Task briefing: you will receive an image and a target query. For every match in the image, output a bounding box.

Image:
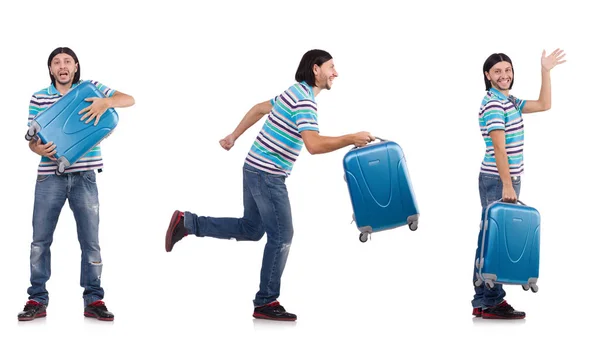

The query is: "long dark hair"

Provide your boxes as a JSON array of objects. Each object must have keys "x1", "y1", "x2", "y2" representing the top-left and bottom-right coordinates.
[
  {"x1": 295, "y1": 49, "x2": 333, "y2": 86},
  {"x1": 483, "y1": 53, "x2": 513, "y2": 91},
  {"x1": 47, "y1": 47, "x2": 80, "y2": 86}
]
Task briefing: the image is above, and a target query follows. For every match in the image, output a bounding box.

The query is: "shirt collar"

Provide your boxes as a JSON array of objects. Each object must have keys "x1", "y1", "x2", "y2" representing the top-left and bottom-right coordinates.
[
  {"x1": 489, "y1": 87, "x2": 509, "y2": 100},
  {"x1": 300, "y1": 81, "x2": 314, "y2": 98},
  {"x1": 47, "y1": 80, "x2": 82, "y2": 96}
]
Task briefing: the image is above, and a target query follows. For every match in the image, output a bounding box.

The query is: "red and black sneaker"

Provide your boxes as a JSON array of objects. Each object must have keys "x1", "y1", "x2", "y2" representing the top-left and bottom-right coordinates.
[
  {"x1": 482, "y1": 301, "x2": 525, "y2": 319},
  {"x1": 17, "y1": 300, "x2": 47, "y2": 321},
  {"x1": 84, "y1": 300, "x2": 114, "y2": 321},
  {"x1": 165, "y1": 210, "x2": 188, "y2": 252},
  {"x1": 472, "y1": 307, "x2": 482, "y2": 317},
  {"x1": 253, "y1": 301, "x2": 297, "y2": 321}
]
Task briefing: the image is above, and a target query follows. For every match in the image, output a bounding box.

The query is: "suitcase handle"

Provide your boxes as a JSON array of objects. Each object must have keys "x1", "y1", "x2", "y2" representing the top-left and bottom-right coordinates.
[
  {"x1": 351, "y1": 136, "x2": 386, "y2": 150},
  {"x1": 495, "y1": 199, "x2": 527, "y2": 206}
]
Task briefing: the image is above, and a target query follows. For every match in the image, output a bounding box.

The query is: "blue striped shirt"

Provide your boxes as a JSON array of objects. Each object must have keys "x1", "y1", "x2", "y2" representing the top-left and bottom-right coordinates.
[
  {"x1": 245, "y1": 81, "x2": 319, "y2": 176},
  {"x1": 479, "y1": 88, "x2": 527, "y2": 176}
]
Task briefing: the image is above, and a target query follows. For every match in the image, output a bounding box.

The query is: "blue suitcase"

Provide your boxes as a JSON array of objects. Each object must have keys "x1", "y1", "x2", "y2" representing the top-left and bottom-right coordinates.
[
  {"x1": 343, "y1": 138, "x2": 419, "y2": 243},
  {"x1": 25, "y1": 80, "x2": 119, "y2": 175},
  {"x1": 474, "y1": 200, "x2": 541, "y2": 292}
]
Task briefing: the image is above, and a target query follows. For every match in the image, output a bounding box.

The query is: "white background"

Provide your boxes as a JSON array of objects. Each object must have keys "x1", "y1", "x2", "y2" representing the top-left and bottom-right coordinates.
[{"x1": 0, "y1": 0, "x2": 597, "y2": 357}]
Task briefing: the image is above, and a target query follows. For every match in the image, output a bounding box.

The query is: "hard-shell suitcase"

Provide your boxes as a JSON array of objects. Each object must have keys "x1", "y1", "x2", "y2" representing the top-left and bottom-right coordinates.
[
  {"x1": 474, "y1": 200, "x2": 541, "y2": 292},
  {"x1": 25, "y1": 80, "x2": 119, "y2": 175},
  {"x1": 343, "y1": 138, "x2": 419, "y2": 243}
]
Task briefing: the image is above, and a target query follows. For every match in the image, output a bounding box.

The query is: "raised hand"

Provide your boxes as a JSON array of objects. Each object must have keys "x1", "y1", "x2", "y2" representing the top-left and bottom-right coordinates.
[{"x1": 541, "y1": 48, "x2": 567, "y2": 71}]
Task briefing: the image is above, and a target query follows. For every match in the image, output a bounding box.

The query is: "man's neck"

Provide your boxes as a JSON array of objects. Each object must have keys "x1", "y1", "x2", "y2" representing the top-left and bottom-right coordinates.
[
  {"x1": 55, "y1": 82, "x2": 73, "y2": 95},
  {"x1": 493, "y1": 86, "x2": 509, "y2": 97},
  {"x1": 313, "y1": 86, "x2": 321, "y2": 97}
]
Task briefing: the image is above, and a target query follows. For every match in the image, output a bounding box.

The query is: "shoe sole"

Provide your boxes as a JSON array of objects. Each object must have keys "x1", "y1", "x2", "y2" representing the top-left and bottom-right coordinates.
[
  {"x1": 18, "y1": 312, "x2": 47, "y2": 321},
  {"x1": 84, "y1": 312, "x2": 114, "y2": 321},
  {"x1": 253, "y1": 313, "x2": 297, "y2": 321},
  {"x1": 481, "y1": 314, "x2": 525, "y2": 319},
  {"x1": 165, "y1": 210, "x2": 182, "y2": 252}
]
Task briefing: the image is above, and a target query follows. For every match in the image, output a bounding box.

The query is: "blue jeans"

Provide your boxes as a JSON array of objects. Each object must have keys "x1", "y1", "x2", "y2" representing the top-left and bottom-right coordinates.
[
  {"x1": 471, "y1": 172, "x2": 521, "y2": 309},
  {"x1": 184, "y1": 164, "x2": 294, "y2": 307},
  {"x1": 27, "y1": 170, "x2": 104, "y2": 307}
]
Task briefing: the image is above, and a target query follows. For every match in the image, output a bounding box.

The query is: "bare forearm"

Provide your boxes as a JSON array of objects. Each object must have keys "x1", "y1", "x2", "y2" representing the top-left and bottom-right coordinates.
[
  {"x1": 232, "y1": 105, "x2": 265, "y2": 140},
  {"x1": 493, "y1": 146, "x2": 513, "y2": 186},
  {"x1": 107, "y1": 92, "x2": 135, "y2": 108},
  {"x1": 537, "y1": 68, "x2": 551, "y2": 110},
  {"x1": 308, "y1": 134, "x2": 355, "y2": 154}
]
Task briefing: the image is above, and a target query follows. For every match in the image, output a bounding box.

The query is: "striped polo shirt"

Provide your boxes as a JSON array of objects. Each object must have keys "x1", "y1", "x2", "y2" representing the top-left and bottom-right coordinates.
[
  {"x1": 479, "y1": 87, "x2": 527, "y2": 176},
  {"x1": 244, "y1": 81, "x2": 319, "y2": 176},
  {"x1": 28, "y1": 80, "x2": 115, "y2": 175}
]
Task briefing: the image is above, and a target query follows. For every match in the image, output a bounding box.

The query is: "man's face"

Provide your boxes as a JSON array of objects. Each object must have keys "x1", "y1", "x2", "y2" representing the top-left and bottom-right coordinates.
[
  {"x1": 486, "y1": 61, "x2": 512, "y2": 91},
  {"x1": 49, "y1": 53, "x2": 78, "y2": 86},
  {"x1": 314, "y1": 59, "x2": 338, "y2": 90}
]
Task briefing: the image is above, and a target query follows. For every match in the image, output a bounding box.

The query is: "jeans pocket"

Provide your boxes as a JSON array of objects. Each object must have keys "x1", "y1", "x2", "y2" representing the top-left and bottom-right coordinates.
[
  {"x1": 82, "y1": 171, "x2": 97, "y2": 184},
  {"x1": 244, "y1": 167, "x2": 260, "y2": 175},
  {"x1": 265, "y1": 173, "x2": 286, "y2": 186},
  {"x1": 36, "y1": 174, "x2": 51, "y2": 183},
  {"x1": 480, "y1": 174, "x2": 502, "y2": 206}
]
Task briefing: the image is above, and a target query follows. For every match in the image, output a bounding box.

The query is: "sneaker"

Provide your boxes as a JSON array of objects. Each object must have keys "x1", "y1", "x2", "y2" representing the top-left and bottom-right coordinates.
[
  {"x1": 253, "y1": 301, "x2": 297, "y2": 321},
  {"x1": 84, "y1": 300, "x2": 114, "y2": 321},
  {"x1": 17, "y1": 300, "x2": 47, "y2": 321},
  {"x1": 482, "y1": 300, "x2": 525, "y2": 319},
  {"x1": 472, "y1": 307, "x2": 482, "y2": 317},
  {"x1": 166, "y1": 210, "x2": 188, "y2": 252}
]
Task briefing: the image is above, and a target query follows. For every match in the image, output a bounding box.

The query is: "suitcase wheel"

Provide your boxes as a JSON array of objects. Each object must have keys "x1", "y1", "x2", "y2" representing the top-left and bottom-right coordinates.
[
  {"x1": 522, "y1": 283, "x2": 538, "y2": 293},
  {"x1": 25, "y1": 127, "x2": 37, "y2": 141},
  {"x1": 409, "y1": 221, "x2": 418, "y2": 231},
  {"x1": 55, "y1": 163, "x2": 66, "y2": 176},
  {"x1": 359, "y1": 233, "x2": 369, "y2": 243}
]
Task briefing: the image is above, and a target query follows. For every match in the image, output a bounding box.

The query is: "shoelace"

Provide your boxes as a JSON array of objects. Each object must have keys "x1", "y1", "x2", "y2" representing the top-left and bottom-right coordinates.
[
  {"x1": 90, "y1": 301, "x2": 108, "y2": 311},
  {"x1": 23, "y1": 303, "x2": 38, "y2": 311},
  {"x1": 495, "y1": 302, "x2": 514, "y2": 312},
  {"x1": 270, "y1": 304, "x2": 286, "y2": 313},
  {"x1": 23, "y1": 300, "x2": 40, "y2": 310}
]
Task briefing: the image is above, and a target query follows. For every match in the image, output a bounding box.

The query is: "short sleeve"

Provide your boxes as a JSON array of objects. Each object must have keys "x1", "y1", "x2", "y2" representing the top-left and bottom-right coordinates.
[
  {"x1": 293, "y1": 99, "x2": 319, "y2": 133},
  {"x1": 481, "y1": 100, "x2": 505, "y2": 134},
  {"x1": 28, "y1": 94, "x2": 40, "y2": 125},
  {"x1": 90, "y1": 80, "x2": 116, "y2": 98},
  {"x1": 514, "y1": 97, "x2": 526, "y2": 112}
]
